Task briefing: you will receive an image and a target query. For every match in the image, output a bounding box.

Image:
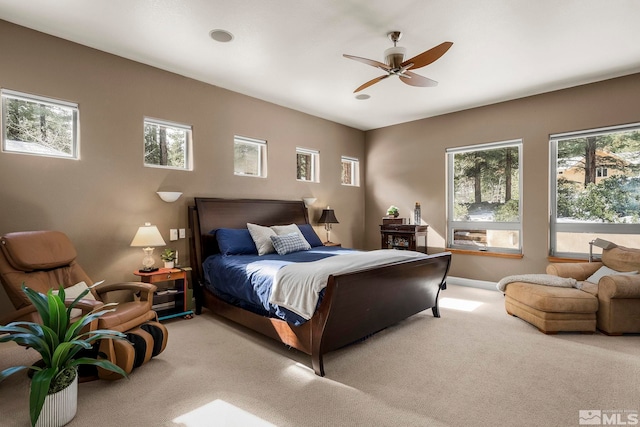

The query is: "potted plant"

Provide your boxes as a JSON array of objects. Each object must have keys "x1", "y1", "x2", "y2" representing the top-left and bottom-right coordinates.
[
  {"x1": 161, "y1": 248, "x2": 176, "y2": 269},
  {"x1": 0, "y1": 284, "x2": 129, "y2": 427},
  {"x1": 386, "y1": 205, "x2": 399, "y2": 218}
]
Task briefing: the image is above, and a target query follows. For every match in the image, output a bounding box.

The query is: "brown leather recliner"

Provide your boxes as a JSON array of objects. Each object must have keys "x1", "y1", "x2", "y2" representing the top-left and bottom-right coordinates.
[{"x1": 0, "y1": 230, "x2": 168, "y2": 379}]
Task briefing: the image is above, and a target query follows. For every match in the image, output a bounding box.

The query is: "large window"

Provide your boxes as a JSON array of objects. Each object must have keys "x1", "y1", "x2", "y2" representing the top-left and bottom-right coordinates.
[
  {"x1": 234, "y1": 135, "x2": 267, "y2": 177},
  {"x1": 1, "y1": 89, "x2": 79, "y2": 159},
  {"x1": 447, "y1": 140, "x2": 522, "y2": 253},
  {"x1": 341, "y1": 156, "x2": 360, "y2": 186},
  {"x1": 550, "y1": 123, "x2": 640, "y2": 257},
  {"x1": 144, "y1": 118, "x2": 192, "y2": 170},
  {"x1": 296, "y1": 148, "x2": 319, "y2": 182}
]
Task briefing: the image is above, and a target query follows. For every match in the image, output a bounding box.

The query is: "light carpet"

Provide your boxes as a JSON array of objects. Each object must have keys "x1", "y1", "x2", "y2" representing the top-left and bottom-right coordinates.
[{"x1": 0, "y1": 284, "x2": 638, "y2": 426}]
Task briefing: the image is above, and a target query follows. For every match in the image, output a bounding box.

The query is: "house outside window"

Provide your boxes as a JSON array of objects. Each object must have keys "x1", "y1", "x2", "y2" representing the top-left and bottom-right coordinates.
[
  {"x1": 234, "y1": 135, "x2": 267, "y2": 178},
  {"x1": 144, "y1": 118, "x2": 192, "y2": 170},
  {"x1": 1, "y1": 89, "x2": 79, "y2": 159},
  {"x1": 447, "y1": 140, "x2": 522, "y2": 254},
  {"x1": 296, "y1": 148, "x2": 319, "y2": 182},
  {"x1": 550, "y1": 123, "x2": 640, "y2": 257},
  {"x1": 341, "y1": 156, "x2": 360, "y2": 186}
]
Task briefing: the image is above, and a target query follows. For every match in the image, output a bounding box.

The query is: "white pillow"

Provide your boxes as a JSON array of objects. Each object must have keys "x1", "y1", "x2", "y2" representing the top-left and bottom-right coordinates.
[
  {"x1": 585, "y1": 266, "x2": 638, "y2": 284},
  {"x1": 270, "y1": 224, "x2": 311, "y2": 250},
  {"x1": 247, "y1": 223, "x2": 277, "y2": 255},
  {"x1": 52, "y1": 281, "x2": 96, "y2": 318}
]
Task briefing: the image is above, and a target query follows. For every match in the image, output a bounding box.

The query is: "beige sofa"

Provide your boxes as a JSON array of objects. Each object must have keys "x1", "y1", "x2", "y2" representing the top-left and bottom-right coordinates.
[{"x1": 504, "y1": 245, "x2": 640, "y2": 335}]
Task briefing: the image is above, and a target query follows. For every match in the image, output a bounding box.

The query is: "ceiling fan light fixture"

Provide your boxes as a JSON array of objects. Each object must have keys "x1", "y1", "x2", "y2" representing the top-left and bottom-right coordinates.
[
  {"x1": 355, "y1": 94, "x2": 370, "y2": 100},
  {"x1": 209, "y1": 29, "x2": 234, "y2": 43}
]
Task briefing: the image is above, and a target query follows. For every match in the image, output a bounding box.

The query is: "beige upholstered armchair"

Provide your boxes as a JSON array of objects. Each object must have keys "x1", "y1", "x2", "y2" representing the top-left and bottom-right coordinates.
[{"x1": 547, "y1": 244, "x2": 640, "y2": 335}]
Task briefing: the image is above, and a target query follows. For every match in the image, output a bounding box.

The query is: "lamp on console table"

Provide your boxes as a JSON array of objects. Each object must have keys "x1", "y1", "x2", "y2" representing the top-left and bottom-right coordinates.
[
  {"x1": 130, "y1": 222, "x2": 166, "y2": 272},
  {"x1": 318, "y1": 206, "x2": 339, "y2": 244}
]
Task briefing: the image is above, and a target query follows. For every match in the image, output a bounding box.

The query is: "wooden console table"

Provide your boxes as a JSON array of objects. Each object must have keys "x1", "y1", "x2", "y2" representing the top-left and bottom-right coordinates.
[{"x1": 380, "y1": 224, "x2": 428, "y2": 253}]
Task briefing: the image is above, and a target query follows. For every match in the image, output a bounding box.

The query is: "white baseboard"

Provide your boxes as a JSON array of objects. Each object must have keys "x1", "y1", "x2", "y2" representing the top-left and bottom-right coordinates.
[{"x1": 447, "y1": 276, "x2": 499, "y2": 291}]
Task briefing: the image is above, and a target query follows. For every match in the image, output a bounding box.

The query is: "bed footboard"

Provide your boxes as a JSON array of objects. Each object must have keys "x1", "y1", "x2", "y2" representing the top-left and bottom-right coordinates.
[{"x1": 311, "y1": 252, "x2": 451, "y2": 376}]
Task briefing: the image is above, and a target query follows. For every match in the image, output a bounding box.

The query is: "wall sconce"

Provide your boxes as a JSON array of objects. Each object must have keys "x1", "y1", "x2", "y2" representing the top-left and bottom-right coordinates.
[
  {"x1": 318, "y1": 206, "x2": 339, "y2": 244},
  {"x1": 157, "y1": 191, "x2": 182, "y2": 203},
  {"x1": 302, "y1": 197, "x2": 317, "y2": 207},
  {"x1": 130, "y1": 222, "x2": 166, "y2": 272}
]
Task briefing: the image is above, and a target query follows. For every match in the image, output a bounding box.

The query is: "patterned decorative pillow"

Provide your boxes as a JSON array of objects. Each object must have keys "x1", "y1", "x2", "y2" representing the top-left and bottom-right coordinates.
[
  {"x1": 271, "y1": 224, "x2": 311, "y2": 250},
  {"x1": 270, "y1": 232, "x2": 311, "y2": 255}
]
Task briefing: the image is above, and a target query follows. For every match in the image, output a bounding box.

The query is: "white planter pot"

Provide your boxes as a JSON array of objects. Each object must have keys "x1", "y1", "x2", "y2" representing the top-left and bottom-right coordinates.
[
  {"x1": 164, "y1": 261, "x2": 174, "y2": 269},
  {"x1": 35, "y1": 372, "x2": 78, "y2": 427}
]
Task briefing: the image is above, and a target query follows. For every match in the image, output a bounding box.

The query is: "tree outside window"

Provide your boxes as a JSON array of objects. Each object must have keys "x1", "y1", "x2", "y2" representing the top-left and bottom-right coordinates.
[
  {"x1": 551, "y1": 125, "x2": 640, "y2": 256},
  {"x1": 296, "y1": 148, "x2": 319, "y2": 182},
  {"x1": 1, "y1": 89, "x2": 78, "y2": 159},
  {"x1": 234, "y1": 136, "x2": 267, "y2": 177},
  {"x1": 144, "y1": 118, "x2": 191, "y2": 170},
  {"x1": 447, "y1": 140, "x2": 522, "y2": 253}
]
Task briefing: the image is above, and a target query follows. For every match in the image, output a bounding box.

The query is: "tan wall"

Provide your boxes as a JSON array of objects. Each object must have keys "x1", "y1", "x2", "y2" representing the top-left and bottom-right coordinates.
[
  {"x1": 364, "y1": 73, "x2": 640, "y2": 282},
  {"x1": 0, "y1": 21, "x2": 365, "y2": 316}
]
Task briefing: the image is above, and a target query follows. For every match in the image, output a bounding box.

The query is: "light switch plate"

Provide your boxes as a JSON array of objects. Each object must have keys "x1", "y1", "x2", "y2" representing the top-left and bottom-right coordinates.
[
  {"x1": 179, "y1": 228, "x2": 186, "y2": 239},
  {"x1": 169, "y1": 229, "x2": 178, "y2": 241}
]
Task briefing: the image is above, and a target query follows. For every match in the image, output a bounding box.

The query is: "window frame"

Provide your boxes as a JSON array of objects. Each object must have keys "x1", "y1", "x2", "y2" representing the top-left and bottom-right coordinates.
[
  {"x1": 549, "y1": 122, "x2": 640, "y2": 258},
  {"x1": 296, "y1": 147, "x2": 320, "y2": 182},
  {"x1": 1, "y1": 88, "x2": 79, "y2": 159},
  {"x1": 341, "y1": 156, "x2": 360, "y2": 187},
  {"x1": 143, "y1": 117, "x2": 193, "y2": 171},
  {"x1": 234, "y1": 135, "x2": 267, "y2": 178},
  {"x1": 446, "y1": 139, "x2": 523, "y2": 254}
]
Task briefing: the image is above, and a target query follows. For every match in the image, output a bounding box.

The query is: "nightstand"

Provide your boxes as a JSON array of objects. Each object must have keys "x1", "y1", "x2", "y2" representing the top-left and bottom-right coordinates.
[
  {"x1": 323, "y1": 242, "x2": 341, "y2": 247},
  {"x1": 133, "y1": 268, "x2": 193, "y2": 321}
]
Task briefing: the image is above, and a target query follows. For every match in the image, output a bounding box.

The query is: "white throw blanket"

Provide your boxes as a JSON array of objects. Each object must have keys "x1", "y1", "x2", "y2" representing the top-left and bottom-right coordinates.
[
  {"x1": 269, "y1": 249, "x2": 428, "y2": 320},
  {"x1": 496, "y1": 274, "x2": 577, "y2": 292}
]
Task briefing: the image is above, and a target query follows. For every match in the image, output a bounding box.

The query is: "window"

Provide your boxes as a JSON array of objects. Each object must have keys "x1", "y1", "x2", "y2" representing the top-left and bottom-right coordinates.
[
  {"x1": 234, "y1": 136, "x2": 267, "y2": 177},
  {"x1": 144, "y1": 118, "x2": 192, "y2": 170},
  {"x1": 1, "y1": 89, "x2": 78, "y2": 159},
  {"x1": 296, "y1": 148, "x2": 319, "y2": 182},
  {"x1": 550, "y1": 123, "x2": 640, "y2": 257},
  {"x1": 341, "y1": 156, "x2": 360, "y2": 186},
  {"x1": 447, "y1": 140, "x2": 522, "y2": 253}
]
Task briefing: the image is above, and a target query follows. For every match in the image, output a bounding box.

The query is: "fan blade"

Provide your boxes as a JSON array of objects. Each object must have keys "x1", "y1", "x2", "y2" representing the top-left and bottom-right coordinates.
[
  {"x1": 354, "y1": 74, "x2": 390, "y2": 93},
  {"x1": 401, "y1": 41, "x2": 453, "y2": 70},
  {"x1": 343, "y1": 54, "x2": 391, "y2": 72},
  {"x1": 399, "y1": 71, "x2": 438, "y2": 87}
]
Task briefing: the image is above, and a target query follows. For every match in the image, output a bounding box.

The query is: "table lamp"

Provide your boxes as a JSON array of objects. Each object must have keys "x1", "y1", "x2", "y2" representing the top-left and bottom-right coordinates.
[
  {"x1": 130, "y1": 222, "x2": 166, "y2": 272},
  {"x1": 318, "y1": 206, "x2": 339, "y2": 244}
]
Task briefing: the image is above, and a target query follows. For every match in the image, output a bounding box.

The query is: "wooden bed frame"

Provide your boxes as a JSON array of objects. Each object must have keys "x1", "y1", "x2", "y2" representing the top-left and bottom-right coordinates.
[{"x1": 188, "y1": 197, "x2": 451, "y2": 376}]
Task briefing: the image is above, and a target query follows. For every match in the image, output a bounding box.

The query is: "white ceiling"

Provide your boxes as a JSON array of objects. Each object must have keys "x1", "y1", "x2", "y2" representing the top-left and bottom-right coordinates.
[{"x1": 1, "y1": 0, "x2": 640, "y2": 131}]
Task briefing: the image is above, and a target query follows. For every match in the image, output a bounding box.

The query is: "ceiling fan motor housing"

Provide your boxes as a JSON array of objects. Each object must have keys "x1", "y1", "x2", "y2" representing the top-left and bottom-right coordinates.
[{"x1": 384, "y1": 46, "x2": 406, "y2": 68}]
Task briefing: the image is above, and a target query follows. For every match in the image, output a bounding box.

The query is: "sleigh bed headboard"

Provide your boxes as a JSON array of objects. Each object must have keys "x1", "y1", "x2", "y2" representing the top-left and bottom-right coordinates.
[{"x1": 188, "y1": 198, "x2": 310, "y2": 287}]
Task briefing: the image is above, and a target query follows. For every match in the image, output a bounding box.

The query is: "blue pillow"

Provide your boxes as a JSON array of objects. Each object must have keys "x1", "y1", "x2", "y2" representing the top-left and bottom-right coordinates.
[
  {"x1": 214, "y1": 228, "x2": 258, "y2": 255},
  {"x1": 270, "y1": 232, "x2": 311, "y2": 255},
  {"x1": 297, "y1": 224, "x2": 324, "y2": 247}
]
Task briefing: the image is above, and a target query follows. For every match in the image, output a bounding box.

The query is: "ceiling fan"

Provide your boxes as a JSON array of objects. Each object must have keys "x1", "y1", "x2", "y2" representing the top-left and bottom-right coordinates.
[{"x1": 343, "y1": 31, "x2": 453, "y2": 93}]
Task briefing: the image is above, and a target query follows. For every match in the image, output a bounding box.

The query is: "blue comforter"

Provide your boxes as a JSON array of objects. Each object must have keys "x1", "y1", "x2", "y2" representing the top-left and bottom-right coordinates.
[{"x1": 203, "y1": 246, "x2": 355, "y2": 325}]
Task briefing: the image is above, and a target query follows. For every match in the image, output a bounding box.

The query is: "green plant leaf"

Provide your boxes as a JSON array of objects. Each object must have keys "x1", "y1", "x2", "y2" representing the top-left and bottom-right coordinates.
[
  {"x1": 47, "y1": 288, "x2": 68, "y2": 339},
  {"x1": 22, "y1": 285, "x2": 50, "y2": 326},
  {"x1": 0, "y1": 365, "x2": 28, "y2": 382},
  {"x1": 30, "y1": 368, "x2": 57, "y2": 427},
  {"x1": 69, "y1": 357, "x2": 128, "y2": 379}
]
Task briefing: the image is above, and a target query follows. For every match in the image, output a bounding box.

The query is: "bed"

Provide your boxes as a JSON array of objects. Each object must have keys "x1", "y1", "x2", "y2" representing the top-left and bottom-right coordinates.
[{"x1": 188, "y1": 197, "x2": 451, "y2": 376}]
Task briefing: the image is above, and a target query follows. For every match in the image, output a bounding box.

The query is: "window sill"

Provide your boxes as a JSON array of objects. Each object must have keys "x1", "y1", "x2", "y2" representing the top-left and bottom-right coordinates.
[
  {"x1": 547, "y1": 256, "x2": 590, "y2": 263},
  {"x1": 447, "y1": 248, "x2": 523, "y2": 259}
]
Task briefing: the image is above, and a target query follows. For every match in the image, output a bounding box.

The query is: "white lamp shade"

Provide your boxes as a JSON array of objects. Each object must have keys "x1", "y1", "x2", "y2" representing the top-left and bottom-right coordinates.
[
  {"x1": 130, "y1": 223, "x2": 166, "y2": 247},
  {"x1": 157, "y1": 191, "x2": 182, "y2": 202}
]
